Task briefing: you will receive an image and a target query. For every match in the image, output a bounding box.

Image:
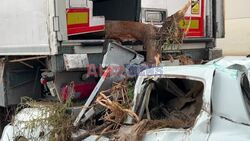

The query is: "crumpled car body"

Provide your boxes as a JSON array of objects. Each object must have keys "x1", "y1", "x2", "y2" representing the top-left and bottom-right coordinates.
[
  {"x1": 130, "y1": 56, "x2": 250, "y2": 141},
  {"x1": 1, "y1": 56, "x2": 250, "y2": 141}
]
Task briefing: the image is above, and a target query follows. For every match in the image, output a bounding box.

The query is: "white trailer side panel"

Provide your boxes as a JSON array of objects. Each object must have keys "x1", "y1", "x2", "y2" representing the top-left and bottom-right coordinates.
[
  {"x1": 0, "y1": 0, "x2": 58, "y2": 55},
  {"x1": 141, "y1": 0, "x2": 168, "y2": 9},
  {"x1": 141, "y1": 0, "x2": 190, "y2": 13}
]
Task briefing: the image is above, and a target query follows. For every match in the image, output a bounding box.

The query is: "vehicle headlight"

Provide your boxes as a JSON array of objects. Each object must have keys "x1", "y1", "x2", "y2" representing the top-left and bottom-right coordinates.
[{"x1": 145, "y1": 11, "x2": 164, "y2": 22}]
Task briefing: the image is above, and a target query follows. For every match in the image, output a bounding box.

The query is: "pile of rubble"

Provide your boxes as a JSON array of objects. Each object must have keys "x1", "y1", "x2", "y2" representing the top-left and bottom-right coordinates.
[{"x1": 76, "y1": 77, "x2": 204, "y2": 141}]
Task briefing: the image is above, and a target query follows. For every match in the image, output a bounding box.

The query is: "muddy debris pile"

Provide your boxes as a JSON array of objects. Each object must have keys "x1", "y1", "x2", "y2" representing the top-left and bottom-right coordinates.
[
  {"x1": 117, "y1": 78, "x2": 203, "y2": 141},
  {"x1": 75, "y1": 76, "x2": 204, "y2": 141},
  {"x1": 76, "y1": 80, "x2": 138, "y2": 139},
  {"x1": 14, "y1": 97, "x2": 74, "y2": 141},
  {"x1": 11, "y1": 74, "x2": 204, "y2": 141}
]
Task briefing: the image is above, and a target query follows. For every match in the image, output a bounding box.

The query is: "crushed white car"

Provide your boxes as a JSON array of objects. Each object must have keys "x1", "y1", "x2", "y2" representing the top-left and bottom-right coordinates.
[{"x1": 129, "y1": 56, "x2": 250, "y2": 141}]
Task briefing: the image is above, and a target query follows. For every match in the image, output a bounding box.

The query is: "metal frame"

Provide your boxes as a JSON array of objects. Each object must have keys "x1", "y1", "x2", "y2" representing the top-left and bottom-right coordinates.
[{"x1": 0, "y1": 61, "x2": 42, "y2": 107}]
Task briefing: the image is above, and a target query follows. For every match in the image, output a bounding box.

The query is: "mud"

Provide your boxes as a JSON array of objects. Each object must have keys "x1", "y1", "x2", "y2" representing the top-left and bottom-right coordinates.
[{"x1": 105, "y1": 1, "x2": 191, "y2": 65}]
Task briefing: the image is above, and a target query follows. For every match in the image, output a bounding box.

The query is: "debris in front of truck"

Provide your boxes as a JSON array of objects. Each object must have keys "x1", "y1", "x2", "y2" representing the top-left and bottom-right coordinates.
[
  {"x1": 74, "y1": 64, "x2": 204, "y2": 140},
  {"x1": 74, "y1": 42, "x2": 145, "y2": 127},
  {"x1": 56, "y1": 79, "x2": 137, "y2": 140},
  {"x1": 177, "y1": 55, "x2": 195, "y2": 65},
  {"x1": 95, "y1": 81, "x2": 139, "y2": 123},
  {"x1": 74, "y1": 67, "x2": 127, "y2": 127},
  {"x1": 113, "y1": 77, "x2": 204, "y2": 141},
  {"x1": 102, "y1": 41, "x2": 145, "y2": 68},
  {"x1": 115, "y1": 118, "x2": 191, "y2": 141},
  {"x1": 160, "y1": 54, "x2": 195, "y2": 66},
  {"x1": 95, "y1": 93, "x2": 138, "y2": 134},
  {"x1": 105, "y1": 1, "x2": 191, "y2": 65},
  {"x1": 9, "y1": 69, "x2": 204, "y2": 141},
  {"x1": 76, "y1": 80, "x2": 138, "y2": 139},
  {"x1": 13, "y1": 97, "x2": 74, "y2": 141},
  {"x1": 76, "y1": 75, "x2": 204, "y2": 141},
  {"x1": 160, "y1": 0, "x2": 191, "y2": 51},
  {"x1": 127, "y1": 80, "x2": 136, "y2": 101}
]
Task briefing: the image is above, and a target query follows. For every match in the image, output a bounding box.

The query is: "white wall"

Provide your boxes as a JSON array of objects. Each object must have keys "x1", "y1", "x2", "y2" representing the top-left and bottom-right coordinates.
[{"x1": 217, "y1": 0, "x2": 250, "y2": 56}]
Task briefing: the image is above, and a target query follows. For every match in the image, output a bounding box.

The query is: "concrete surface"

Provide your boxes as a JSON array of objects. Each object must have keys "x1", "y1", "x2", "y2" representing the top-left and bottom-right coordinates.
[{"x1": 217, "y1": 0, "x2": 250, "y2": 56}]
